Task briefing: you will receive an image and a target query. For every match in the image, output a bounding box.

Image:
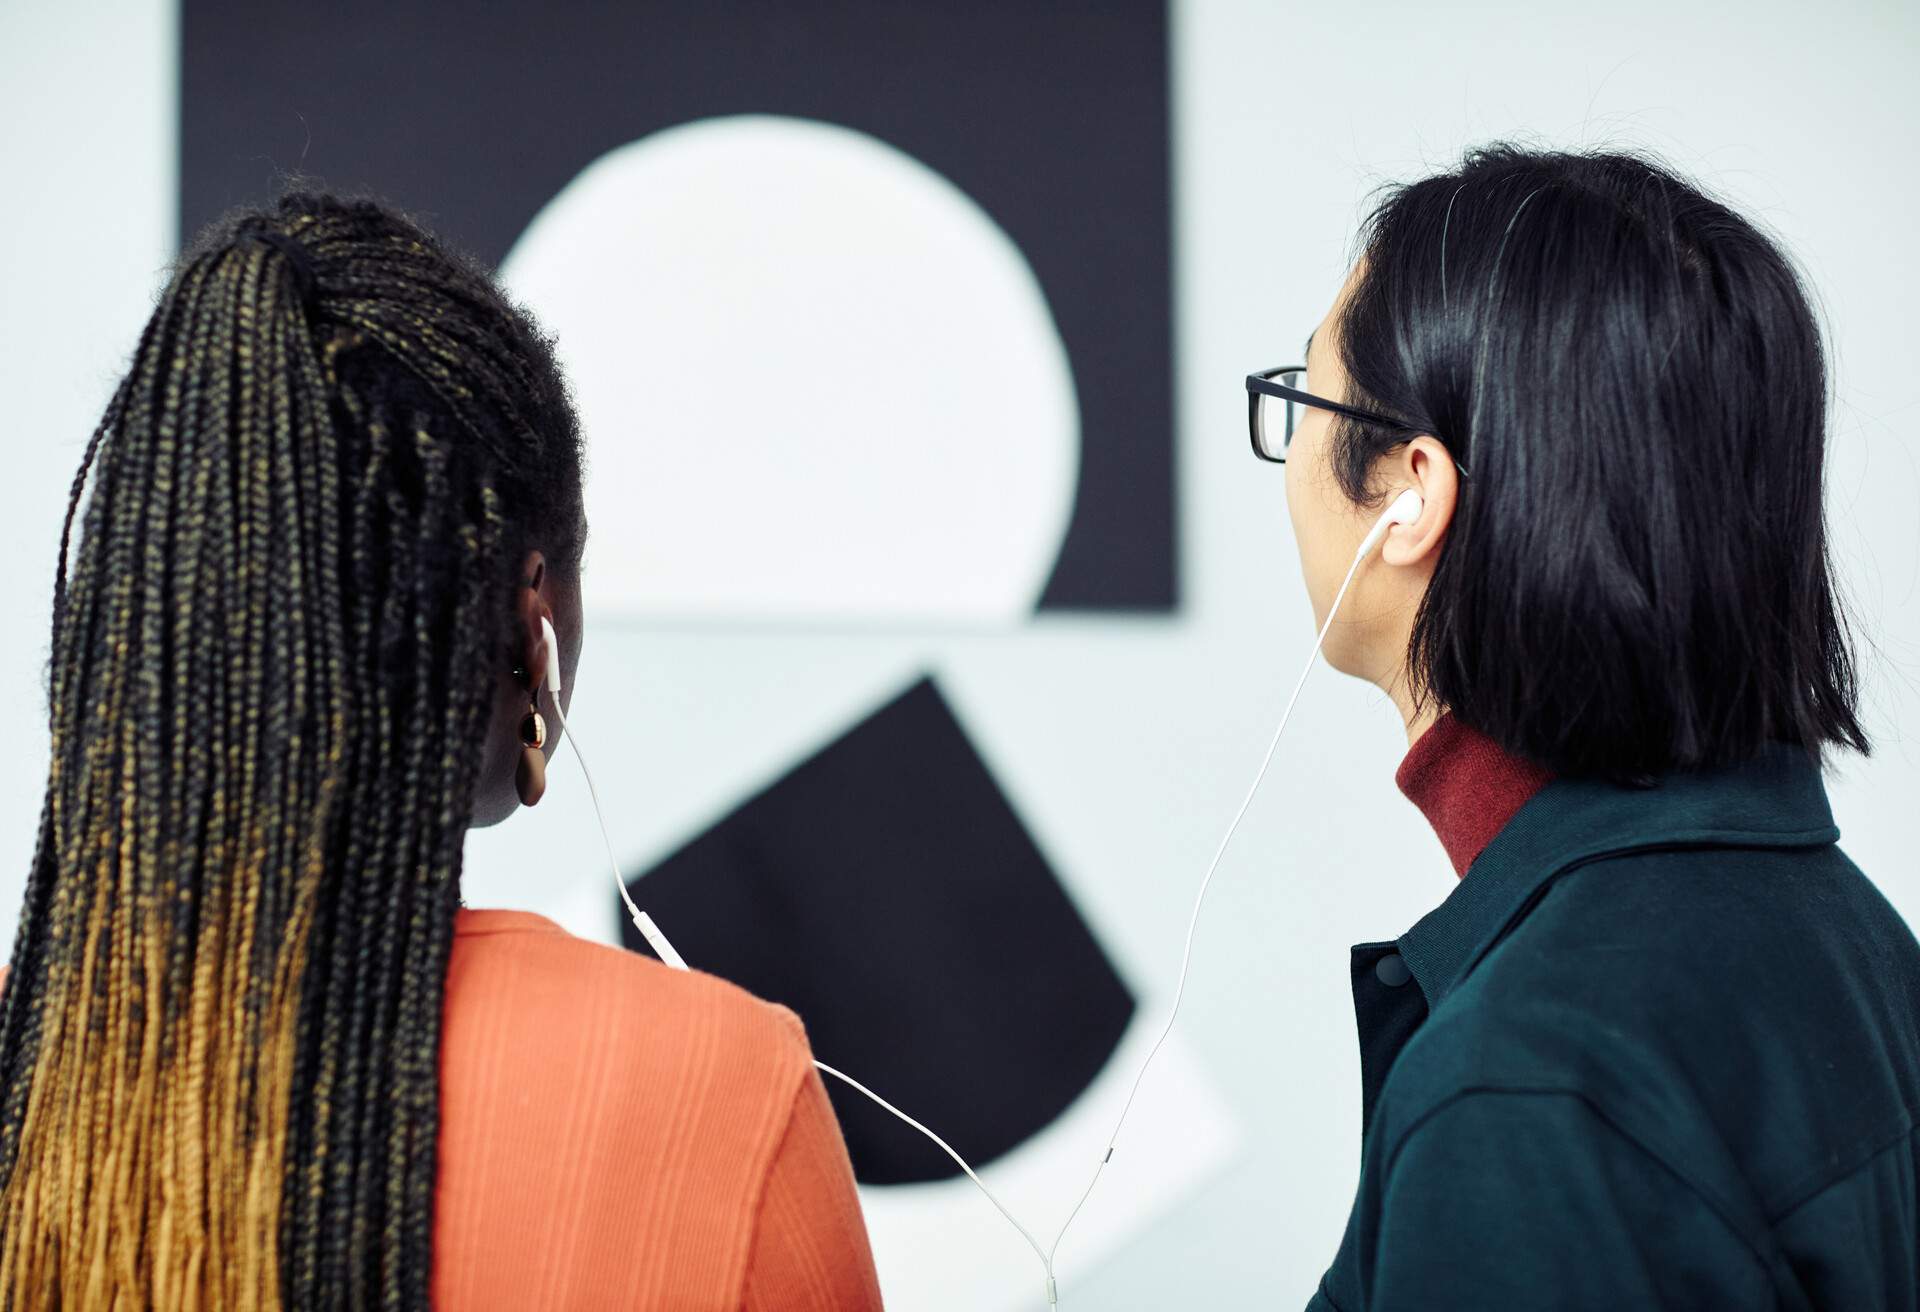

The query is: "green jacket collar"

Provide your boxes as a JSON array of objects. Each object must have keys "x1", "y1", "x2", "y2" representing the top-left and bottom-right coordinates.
[{"x1": 1394, "y1": 743, "x2": 1840, "y2": 1009}]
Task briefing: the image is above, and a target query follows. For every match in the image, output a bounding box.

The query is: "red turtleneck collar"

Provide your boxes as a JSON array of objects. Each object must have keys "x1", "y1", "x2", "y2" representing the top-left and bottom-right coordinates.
[{"x1": 1395, "y1": 712, "x2": 1554, "y2": 878}]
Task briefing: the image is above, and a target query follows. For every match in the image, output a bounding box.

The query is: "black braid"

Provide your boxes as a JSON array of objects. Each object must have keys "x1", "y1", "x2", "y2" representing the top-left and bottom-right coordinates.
[{"x1": 0, "y1": 190, "x2": 585, "y2": 1309}]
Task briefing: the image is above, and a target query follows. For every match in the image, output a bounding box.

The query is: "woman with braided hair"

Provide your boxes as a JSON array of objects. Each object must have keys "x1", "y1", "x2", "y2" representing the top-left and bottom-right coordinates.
[{"x1": 0, "y1": 193, "x2": 884, "y2": 1310}]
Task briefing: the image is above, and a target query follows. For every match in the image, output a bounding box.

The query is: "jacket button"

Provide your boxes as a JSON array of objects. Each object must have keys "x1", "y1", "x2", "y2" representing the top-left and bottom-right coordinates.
[{"x1": 1375, "y1": 954, "x2": 1411, "y2": 987}]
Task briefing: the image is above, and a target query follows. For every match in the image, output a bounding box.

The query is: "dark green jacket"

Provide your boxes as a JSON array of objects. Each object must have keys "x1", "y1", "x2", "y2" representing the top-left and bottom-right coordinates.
[{"x1": 1310, "y1": 745, "x2": 1920, "y2": 1311}]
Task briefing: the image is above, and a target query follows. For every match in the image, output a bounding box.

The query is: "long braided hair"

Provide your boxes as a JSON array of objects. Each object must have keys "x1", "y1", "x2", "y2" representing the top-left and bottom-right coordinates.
[{"x1": 0, "y1": 192, "x2": 585, "y2": 1307}]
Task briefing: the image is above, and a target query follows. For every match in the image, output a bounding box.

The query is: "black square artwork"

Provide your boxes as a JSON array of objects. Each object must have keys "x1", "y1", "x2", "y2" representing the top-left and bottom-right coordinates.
[
  {"x1": 620, "y1": 677, "x2": 1135, "y2": 1184},
  {"x1": 181, "y1": 0, "x2": 1176, "y2": 611}
]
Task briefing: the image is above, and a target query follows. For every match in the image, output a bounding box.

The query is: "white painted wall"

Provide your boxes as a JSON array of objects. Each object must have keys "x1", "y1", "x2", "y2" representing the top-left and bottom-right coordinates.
[
  {"x1": 1, "y1": 1, "x2": 1915, "y2": 1306},
  {"x1": 0, "y1": 0, "x2": 178, "y2": 930}
]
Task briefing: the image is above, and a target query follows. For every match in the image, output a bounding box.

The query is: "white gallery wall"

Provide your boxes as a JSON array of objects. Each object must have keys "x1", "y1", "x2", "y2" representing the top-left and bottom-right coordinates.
[{"x1": 1, "y1": 1, "x2": 1915, "y2": 1306}]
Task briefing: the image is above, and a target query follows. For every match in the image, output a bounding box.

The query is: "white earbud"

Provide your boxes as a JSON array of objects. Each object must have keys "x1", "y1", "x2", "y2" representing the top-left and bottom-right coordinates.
[
  {"x1": 1356, "y1": 488, "x2": 1425, "y2": 559},
  {"x1": 539, "y1": 615, "x2": 563, "y2": 693}
]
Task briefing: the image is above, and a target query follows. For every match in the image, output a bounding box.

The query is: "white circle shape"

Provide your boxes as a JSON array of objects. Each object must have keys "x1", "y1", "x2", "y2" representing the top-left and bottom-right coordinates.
[{"x1": 500, "y1": 115, "x2": 1080, "y2": 625}]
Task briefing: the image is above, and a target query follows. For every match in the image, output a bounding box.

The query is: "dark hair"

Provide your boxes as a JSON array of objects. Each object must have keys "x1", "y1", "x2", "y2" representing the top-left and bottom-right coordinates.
[
  {"x1": 0, "y1": 191, "x2": 583, "y2": 1307},
  {"x1": 1329, "y1": 142, "x2": 1868, "y2": 782}
]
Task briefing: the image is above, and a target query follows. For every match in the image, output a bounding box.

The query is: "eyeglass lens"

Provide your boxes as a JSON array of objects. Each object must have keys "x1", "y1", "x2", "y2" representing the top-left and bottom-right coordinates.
[{"x1": 1253, "y1": 369, "x2": 1305, "y2": 461}]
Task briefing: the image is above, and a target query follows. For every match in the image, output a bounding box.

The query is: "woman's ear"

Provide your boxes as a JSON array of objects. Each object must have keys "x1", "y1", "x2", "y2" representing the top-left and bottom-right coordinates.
[
  {"x1": 1380, "y1": 436, "x2": 1459, "y2": 568},
  {"x1": 513, "y1": 550, "x2": 552, "y2": 685}
]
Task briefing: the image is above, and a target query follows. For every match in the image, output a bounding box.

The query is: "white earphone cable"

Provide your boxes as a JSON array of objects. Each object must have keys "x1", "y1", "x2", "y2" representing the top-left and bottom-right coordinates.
[
  {"x1": 1045, "y1": 532, "x2": 1378, "y2": 1272},
  {"x1": 546, "y1": 695, "x2": 688, "y2": 970},
  {"x1": 811, "y1": 1060, "x2": 1054, "y2": 1274},
  {"x1": 537, "y1": 493, "x2": 1403, "y2": 1310}
]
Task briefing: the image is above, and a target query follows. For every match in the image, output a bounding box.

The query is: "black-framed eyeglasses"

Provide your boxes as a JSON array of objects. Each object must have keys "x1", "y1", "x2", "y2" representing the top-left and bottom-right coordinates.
[{"x1": 1245, "y1": 366, "x2": 1421, "y2": 464}]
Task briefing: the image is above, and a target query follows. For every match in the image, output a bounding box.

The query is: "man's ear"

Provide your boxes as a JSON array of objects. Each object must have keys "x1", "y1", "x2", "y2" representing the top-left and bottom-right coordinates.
[
  {"x1": 1380, "y1": 437, "x2": 1459, "y2": 568},
  {"x1": 513, "y1": 550, "x2": 552, "y2": 686}
]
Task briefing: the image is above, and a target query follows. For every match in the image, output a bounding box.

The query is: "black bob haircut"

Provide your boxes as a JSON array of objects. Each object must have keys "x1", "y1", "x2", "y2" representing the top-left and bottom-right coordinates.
[{"x1": 1330, "y1": 142, "x2": 1868, "y2": 783}]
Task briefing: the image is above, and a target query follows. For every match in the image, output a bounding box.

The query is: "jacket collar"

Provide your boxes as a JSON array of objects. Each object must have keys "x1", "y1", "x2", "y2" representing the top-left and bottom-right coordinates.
[{"x1": 1393, "y1": 742, "x2": 1840, "y2": 1009}]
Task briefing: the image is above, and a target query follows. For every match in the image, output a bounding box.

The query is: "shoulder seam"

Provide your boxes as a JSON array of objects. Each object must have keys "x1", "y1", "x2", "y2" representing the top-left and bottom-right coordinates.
[
  {"x1": 1382, "y1": 1085, "x2": 1775, "y2": 1276},
  {"x1": 734, "y1": 1054, "x2": 819, "y2": 1309},
  {"x1": 1769, "y1": 1110, "x2": 1919, "y2": 1225}
]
